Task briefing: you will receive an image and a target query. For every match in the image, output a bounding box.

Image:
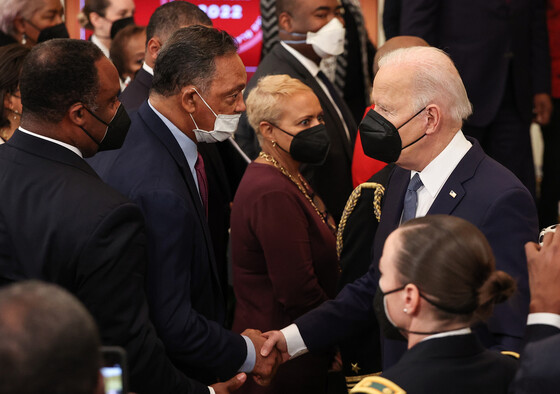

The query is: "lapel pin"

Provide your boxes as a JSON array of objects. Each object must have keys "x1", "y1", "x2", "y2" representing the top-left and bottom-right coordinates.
[{"x1": 449, "y1": 190, "x2": 457, "y2": 198}]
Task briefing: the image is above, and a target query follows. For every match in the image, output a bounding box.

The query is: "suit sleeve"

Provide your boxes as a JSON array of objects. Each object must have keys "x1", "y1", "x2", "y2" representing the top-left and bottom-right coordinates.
[
  {"x1": 77, "y1": 202, "x2": 208, "y2": 394},
  {"x1": 295, "y1": 264, "x2": 378, "y2": 352},
  {"x1": 135, "y1": 189, "x2": 246, "y2": 382},
  {"x1": 479, "y1": 186, "x2": 538, "y2": 352},
  {"x1": 511, "y1": 330, "x2": 560, "y2": 393},
  {"x1": 251, "y1": 190, "x2": 331, "y2": 320},
  {"x1": 531, "y1": 0, "x2": 551, "y2": 94}
]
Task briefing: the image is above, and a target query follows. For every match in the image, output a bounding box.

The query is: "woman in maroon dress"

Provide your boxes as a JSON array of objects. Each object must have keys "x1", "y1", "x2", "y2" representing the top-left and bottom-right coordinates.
[{"x1": 231, "y1": 74, "x2": 340, "y2": 394}]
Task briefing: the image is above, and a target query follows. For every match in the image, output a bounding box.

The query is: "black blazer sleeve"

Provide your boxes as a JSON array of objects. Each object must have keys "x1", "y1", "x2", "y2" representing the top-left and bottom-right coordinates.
[{"x1": 77, "y1": 203, "x2": 209, "y2": 394}]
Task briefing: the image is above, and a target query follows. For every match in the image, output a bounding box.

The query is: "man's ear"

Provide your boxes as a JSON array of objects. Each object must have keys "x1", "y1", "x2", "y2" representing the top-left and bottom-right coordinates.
[
  {"x1": 424, "y1": 104, "x2": 441, "y2": 135},
  {"x1": 278, "y1": 12, "x2": 293, "y2": 32},
  {"x1": 68, "y1": 103, "x2": 87, "y2": 126},
  {"x1": 146, "y1": 37, "x2": 161, "y2": 64},
  {"x1": 180, "y1": 86, "x2": 198, "y2": 114}
]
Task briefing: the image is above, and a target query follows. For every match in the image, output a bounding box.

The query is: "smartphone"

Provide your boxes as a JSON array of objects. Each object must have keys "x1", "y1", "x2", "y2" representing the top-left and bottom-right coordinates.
[{"x1": 101, "y1": 346, "x2": 128, "y2": 394}]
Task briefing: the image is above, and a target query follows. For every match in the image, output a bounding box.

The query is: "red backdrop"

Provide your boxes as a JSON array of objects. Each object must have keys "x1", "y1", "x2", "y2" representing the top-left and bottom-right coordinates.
[{"x1": 80, "y1": 0, "x2": 262, "y2": 80}]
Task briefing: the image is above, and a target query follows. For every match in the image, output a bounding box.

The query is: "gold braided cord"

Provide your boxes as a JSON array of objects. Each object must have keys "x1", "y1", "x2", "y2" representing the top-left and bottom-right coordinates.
[
  {"x1": 258, "y1": 152, "x2": 336, "y2": 233},
  {"x1": 336, "y1": 182, "x2": 385, "y2": 259}
]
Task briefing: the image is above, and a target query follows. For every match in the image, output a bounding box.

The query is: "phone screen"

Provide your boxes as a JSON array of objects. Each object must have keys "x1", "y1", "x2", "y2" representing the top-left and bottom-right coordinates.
[
  {"x1": 100, "y1": 346, "x2": 127, "y2": 394},
  {"x1": 101, "y1": 364, "x2": 124, "y2": 394}
]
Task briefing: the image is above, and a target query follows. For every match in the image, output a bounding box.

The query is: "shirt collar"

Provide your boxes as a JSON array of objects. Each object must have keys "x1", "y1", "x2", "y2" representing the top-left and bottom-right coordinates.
[
  {"x1": 142, "y1": 62, "x2": 154, "y2": 76},
  {"x1": 412, "y1": 130, "x2": 472, "y2": 199},
  {"x1": 147, "y1": 99, "x2": 198, "y2": 173},
  {"x1": 90, "y1": 34, "x2": 110, "y2": 58},
  {"x1": 421, "y1": 327, "x2": 472, "y2": 343},
  {"x1": 280, "y1": 41, "x2": 321, "y2": 77},
  {"x1": 18, "y1": 127, "x2": 83, "y2": 158}
]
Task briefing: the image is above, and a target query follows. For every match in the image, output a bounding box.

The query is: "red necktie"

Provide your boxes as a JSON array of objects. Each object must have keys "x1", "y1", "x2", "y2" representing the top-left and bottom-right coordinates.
[{"x1": 195, "y1": 152, "x2": 208, "y2": 217}]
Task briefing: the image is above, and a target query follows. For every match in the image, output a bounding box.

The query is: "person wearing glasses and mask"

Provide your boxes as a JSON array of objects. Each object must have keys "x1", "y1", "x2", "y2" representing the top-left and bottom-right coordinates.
[
  {"x1": 0, "y1": 0, "x2": 68, "y2": 47},
  {"x1": 79, "y1": 0, "x2": 135, "y2": 58},
  {"x1": 351, "y1": 215, "x2": 518, "y2": 394},
  {"x1": 231, "y1": 74, "x2": 339, "y2": 394}
]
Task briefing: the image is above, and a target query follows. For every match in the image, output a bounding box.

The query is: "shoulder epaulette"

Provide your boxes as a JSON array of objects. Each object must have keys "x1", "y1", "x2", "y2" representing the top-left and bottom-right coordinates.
[
  {"x1": 336, "y1": 182, "x2": 385, "y2": 258},
  {"x1": 350, "y1": 376, "x2": 406, "y2": 394},
  {"x1": 501, "y1": 350, "x2": 520, "y2": 359}
]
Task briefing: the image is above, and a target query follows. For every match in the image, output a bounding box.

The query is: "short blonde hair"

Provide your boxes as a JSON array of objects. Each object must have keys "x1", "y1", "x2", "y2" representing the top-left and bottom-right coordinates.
[{"x1": 246, "y1": 74, "x2": 313, "y2": 141}]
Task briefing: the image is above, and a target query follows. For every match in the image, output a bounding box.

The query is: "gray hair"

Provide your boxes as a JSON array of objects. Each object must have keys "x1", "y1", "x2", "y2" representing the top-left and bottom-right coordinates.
[
  {"x1": 378, "y1": 46, "x2": 473, "y2": 125},
  {"x1": 0, "y1": 0, "x2": 44, "y2": 36}
]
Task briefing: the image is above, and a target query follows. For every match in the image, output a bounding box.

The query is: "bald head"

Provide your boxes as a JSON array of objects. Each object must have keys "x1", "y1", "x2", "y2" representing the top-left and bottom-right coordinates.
[{"x1": 373, "y1": 35, "x2": 429, "y2": 75}]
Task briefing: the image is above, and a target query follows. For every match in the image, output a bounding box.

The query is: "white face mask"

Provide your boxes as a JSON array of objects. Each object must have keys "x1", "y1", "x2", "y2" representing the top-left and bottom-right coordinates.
[
  {"x1": 283, "y1": 17, "x2": 346, "y2": 58},
  {"x1": 190, "y1": 88, "x2": 241, "y2": 143}
]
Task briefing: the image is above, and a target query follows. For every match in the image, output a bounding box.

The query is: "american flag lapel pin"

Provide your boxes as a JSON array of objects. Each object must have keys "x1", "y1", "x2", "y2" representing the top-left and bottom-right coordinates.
[{"x1": 449, "y1": 190, "x2": 457, "y2": 198}]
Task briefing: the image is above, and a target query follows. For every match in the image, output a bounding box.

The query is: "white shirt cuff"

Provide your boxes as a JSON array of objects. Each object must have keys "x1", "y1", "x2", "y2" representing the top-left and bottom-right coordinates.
[
  {"x1": 238, "y1": 335, "x2": 256, "y2": 373},
  {"x1": 527, "y1": 313, "x2": 560, "y2": 330},
  {"x1": 280, "y1": 324, "x2": 308, "y2": 359},
  {"x1": 208, "y1": 387, "x2": 215, "y2": 394}
]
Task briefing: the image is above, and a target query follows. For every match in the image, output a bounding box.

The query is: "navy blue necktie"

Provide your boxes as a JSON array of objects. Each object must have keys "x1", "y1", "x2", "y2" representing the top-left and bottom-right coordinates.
[{"x1": 402, "y1": 173, "x2": 423, "y2": 224}]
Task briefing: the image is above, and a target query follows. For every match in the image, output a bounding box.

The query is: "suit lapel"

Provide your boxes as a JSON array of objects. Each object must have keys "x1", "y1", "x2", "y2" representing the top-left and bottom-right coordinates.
[
  {"x1": 135, "y1": 68, "x2": 153, "y2": 91},
  {"x1": 137, "y1": 103, "x2": 222, "y2": 287},
  {"x1": 273, "y1": 45, "x2": 354, "y2": 161},
  {"x1": 428, "y1": 139, "x2": 484, "y2": 215}
]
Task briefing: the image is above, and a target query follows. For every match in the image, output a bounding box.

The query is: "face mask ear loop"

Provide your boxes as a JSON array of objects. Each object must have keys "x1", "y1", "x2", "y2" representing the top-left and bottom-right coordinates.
[
  {"x1": 192, "y1": 87, "x2": 218, "y2": 118},
  {"x1": 189, "y1": 113, "x2": 200, "y2": 130},
  {"x1": 397, "y1": 107, "x2": 426, "y2": 130}
]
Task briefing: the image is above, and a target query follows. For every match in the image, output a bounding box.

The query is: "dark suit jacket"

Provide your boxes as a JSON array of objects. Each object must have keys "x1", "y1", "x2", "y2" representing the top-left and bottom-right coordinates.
[
  {"x1": 400, "y1": 0, "x2": 550, "y2": 127},
  {"x1": 0, "y1": 130, "x2": 207, "y2": 393},
  {"x1": 382, "y1": 334, "x2": 518, "y2": 394},
  {"x1": 99, "y1": 103, "x2": 246, "y2": 384},
  {"x1": 92, "y1": 68, "x2": 236, "y2": 301},
  {"x1": 295, "y1": 139, "x2": 537, "y2": 366},
  {"x1": 119, "y1": 67, "x2": 152, "y2": 113},
  {"x1": 512, "y1": 324, "x2": 560, "y2": 393},
  {"x1": 236, "y1": 43, "x2": 356, "y2": 222}
]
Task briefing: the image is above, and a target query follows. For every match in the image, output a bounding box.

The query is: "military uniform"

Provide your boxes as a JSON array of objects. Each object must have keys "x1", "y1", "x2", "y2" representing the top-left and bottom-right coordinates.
[
  {"x1": 375, "y1": 333, "x2": 517, "y2": 394},
  {"x1": 336, "y1": 164, "x2": 394, "y2": 390}
]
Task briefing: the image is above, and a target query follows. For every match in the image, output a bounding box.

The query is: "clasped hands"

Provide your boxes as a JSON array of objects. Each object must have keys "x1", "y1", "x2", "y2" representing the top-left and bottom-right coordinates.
[{"x1": 241, "y1": 328, "x2": 291, "y2": 386}]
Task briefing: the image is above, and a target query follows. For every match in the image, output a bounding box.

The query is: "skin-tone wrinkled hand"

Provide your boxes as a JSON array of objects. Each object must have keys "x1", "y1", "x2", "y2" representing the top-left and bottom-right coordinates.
[
  {"x1": 242, "y1": 329, "x2": 283, "y2": 386},
  {"x1": 525, "y1": 230, "x2": 560, "y2": 314},
  {"x1": 210, "y1": 373, "x2": 247, "y2": 394},
  {"x1": 260, "y1": 330, "x2": 291, "y2": 364},
  {"x1": 533, "y1": 93, "x2": 552, "y2": 126}
]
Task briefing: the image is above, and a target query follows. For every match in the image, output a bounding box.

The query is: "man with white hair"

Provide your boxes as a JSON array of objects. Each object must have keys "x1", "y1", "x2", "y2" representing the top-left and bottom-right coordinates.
[{"x1": 256, "y1": 46, "x2": 537, "y2": 378}]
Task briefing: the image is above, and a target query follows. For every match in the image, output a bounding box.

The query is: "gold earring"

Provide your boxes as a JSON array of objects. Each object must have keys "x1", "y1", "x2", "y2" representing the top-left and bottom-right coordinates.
[{"x1": 271, "y1": 140, "x2": 277, "y2": 147}]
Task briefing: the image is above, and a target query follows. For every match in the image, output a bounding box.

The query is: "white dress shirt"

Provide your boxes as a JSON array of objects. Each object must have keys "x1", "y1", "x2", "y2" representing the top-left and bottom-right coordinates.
[
  {"x1": 142, "y1": 62, "x2": 154, "y2": 76},
  {"x1": 527, "y1": 313, "x2": 560, "y2": 330},
  {"x1": 91, "y1": 34, "x2": 110, "y2": 58},
  {"x1": 410, "y1": 130, "x2": 472, "y2": 218}
]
